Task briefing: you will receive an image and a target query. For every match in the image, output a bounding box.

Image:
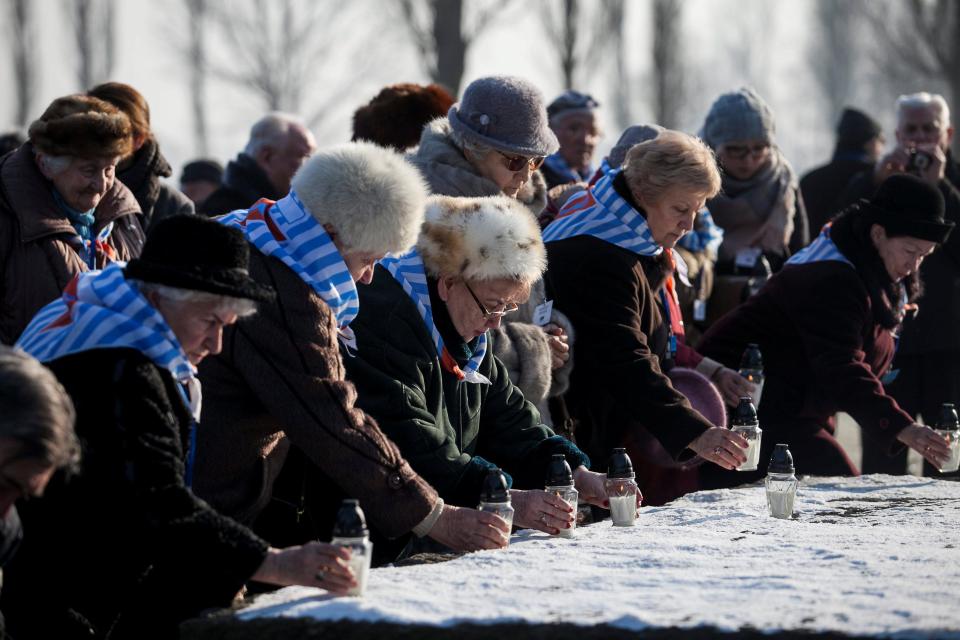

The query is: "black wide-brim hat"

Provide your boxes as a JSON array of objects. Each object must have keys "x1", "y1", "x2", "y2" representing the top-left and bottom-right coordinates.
[
  {"x1": 858, "y1": 173, "x2": 954, "y2": 244},
  {"x1": 125, "y1": 215, "x2": 275, "y2": 303}
]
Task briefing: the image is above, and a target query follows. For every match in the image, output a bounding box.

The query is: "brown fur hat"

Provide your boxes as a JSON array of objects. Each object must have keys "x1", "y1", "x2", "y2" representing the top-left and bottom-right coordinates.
[
  {"x1": 28, "y1": 94, "x2": 133, "y2": 159},
  {"x1": 418, "y1": 195, "x2": 546, "y2": 285},
  {"x1": 352, "y1": 83, "x2": 455, "y2": 151}
]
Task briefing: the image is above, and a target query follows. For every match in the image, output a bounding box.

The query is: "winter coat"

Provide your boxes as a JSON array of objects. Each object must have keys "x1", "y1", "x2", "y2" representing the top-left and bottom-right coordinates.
[
  {"x1": 543, "y1": 177, "x2": 715, "y2": 505},
  {"x1": 0, "y1": 143, "x2": 145, "y2": 345},
  {"x1": 1, "y1": 348, "x2": 267, "y2": 640},
  {"x1": 194, "y1": 247, "x2": 437, "y2": 538},
  {"x1": 198, "y1": 153, "x2": 281, "y2": 217},
  {"x1": 835, "y1": 157, "x2": 960, "y2": 354},
  {"x1": 344, "y1": 266, "x2": 589, "y2": 508},
  {"x1": 800, "y1": 153, "x2": 875, "y2": 234},
  {"x1": 116, "y1": 138, "x2": 194, "y2": 233},
  {"x1": 697, "y1": 239, "x2": 914, "y2": 481},
  {"x1": 410, "y1": 118, "x2": 575, "y2": 423}
]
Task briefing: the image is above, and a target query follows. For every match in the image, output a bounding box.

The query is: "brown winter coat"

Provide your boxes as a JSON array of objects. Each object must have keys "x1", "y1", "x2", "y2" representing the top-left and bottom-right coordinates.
[
  {"x1": 0, "y1": 143, "x2": 145, "y2": 345},
  {"x1": 194, "y1": 247, "x2": 438, "y2": 538}
]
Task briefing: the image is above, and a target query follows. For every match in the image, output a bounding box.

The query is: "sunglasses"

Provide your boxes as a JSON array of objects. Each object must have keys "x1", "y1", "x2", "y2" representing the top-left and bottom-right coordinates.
[
  {"x1": 463, "y1": 281, "x2": 519, "y2": 320},
  {"x1": 722, "y1": 143, "x2": 771, "y2": 160},
  {"x1": 496, "y1": 150, "x2": 546, "y2": 172}
]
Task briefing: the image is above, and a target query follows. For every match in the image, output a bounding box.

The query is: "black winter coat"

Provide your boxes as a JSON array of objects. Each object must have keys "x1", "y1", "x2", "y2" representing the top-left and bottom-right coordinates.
[
  {"x1": 199, "y1": 154, "x2": 280, "y2": 217},
  {"x1": 800, "y1": 153, "x2": 875, "y2": 233},
  {"x1": 1, "y1": 348, "x2": 267, "y2": 640},
  {"x1": 117, "y1": 139, "x2": 194, "y2": 233}
]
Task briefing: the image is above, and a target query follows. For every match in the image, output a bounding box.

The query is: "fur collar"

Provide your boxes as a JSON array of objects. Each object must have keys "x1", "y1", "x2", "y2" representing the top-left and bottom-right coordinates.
[{"x1": 412, "y1": 118, "x2": 548, "y2": 217}]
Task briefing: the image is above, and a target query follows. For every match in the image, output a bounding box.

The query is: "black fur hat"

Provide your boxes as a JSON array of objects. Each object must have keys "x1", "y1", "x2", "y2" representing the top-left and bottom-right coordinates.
[
  {"x1": 860, "y1": 174, "x2": 953, "y2": 244},
  {"x1": 125, "y1": 216, "x2": 274, "y2": 303}
]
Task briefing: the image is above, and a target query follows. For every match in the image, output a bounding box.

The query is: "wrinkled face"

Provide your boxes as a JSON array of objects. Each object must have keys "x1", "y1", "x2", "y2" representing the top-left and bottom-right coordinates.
[
  {"x1": 0, "y1": 437, "x2": 55, "y2": 518},
  {"x1": 342, "y1": 250, "x2": 386, "y2": 285},
  {"x1": 716, "y1": 138, "x2": 771, "y2": 181},
  {"x1": 635, "y1": 185, "x2": 709, "y2": 249},
  {"x1": 259, "y1": 125, "x2": 317, "y2": 194},
  {"x1": 180, "y1": 180, "x2": 220, "y2": 205},
  {"x1": 896, "y1": 105, "x2": 954, "y2": 153},
  {"x1": 149, "y1": 295, "x2": 239, "y2": 365},
  {"x1": 438, "y1": 277, "x2": 528, "y2": 342},
  {"x1": 871, "y1": 226, "x2": 937, "y2": 282},
  {"x1": 553, "y1": 112, "x2": 601, "y2": 172},
  {"x1": 38, "y1": 154, "x2": 121, "y2": 212},
  {"x1": 468, "y1": 148, "x2": 537, "y2": 198}
]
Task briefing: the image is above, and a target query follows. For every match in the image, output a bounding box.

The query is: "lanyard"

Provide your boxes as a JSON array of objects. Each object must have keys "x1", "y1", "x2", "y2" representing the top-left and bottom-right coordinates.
[{"x1": 176, "y1": 382, "x2": 199, "y2": 488}]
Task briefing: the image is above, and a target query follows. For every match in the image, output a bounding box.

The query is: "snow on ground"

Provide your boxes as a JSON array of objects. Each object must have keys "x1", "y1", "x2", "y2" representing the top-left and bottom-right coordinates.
[{"x1": 238, "y1": 475, "x2": 960, "y2": 637}]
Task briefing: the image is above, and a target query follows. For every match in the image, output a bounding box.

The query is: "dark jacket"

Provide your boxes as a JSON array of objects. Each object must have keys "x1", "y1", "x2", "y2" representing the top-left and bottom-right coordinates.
[
  {"x1": 800, "y1": 153, "x2": 875, "y2": 233},
  {"x1": 117, "y1": 139, "x2": 194, "y2": 233},
  {"x1": 198, "y1": 153, "x2": 280, "y2": 217},
  {"x1": 194, "y1": 248, "x2": 437, "y2": 537},
  {"x1": 835, "y1": 156, "x2": 960, "y2": 354},
  {"x1": 0, "y1": 144, "x2": 145, "y2": 345},
  {"x1": 1, "y1": 348, "x2": 267, "y2": 640},
  {"x1": 344, "y1": 266, "x2": 588, "y2": 507}
]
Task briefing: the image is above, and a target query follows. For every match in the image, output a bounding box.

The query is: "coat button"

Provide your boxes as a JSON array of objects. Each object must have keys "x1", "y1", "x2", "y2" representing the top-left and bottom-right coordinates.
[{"x1": 388, "y1": 472, "x2": 403, "y2": 489}]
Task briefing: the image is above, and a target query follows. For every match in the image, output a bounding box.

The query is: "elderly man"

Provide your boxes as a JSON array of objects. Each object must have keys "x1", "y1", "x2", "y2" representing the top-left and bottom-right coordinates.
[
  {"x1": 200, "y1": 112, "x2": 316, "y2": 216},
  {"x1": 837, "y1": 92, "x2": 960, "y2": 476},
  {"x1": 541, "y1": 90, "x2": 602, "y2": 189}
]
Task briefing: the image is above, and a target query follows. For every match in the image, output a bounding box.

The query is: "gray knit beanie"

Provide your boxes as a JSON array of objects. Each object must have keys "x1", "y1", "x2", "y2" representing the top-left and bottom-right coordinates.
[
  {"x1": 448, "y1": 76, "x2": 559, "y2": 157},
  {"x1": 700, "y1": 87, "x2": 775, "y2": 150},
  {"x1": 607, "y1": 124, "x2": 665, "y2": 168}
]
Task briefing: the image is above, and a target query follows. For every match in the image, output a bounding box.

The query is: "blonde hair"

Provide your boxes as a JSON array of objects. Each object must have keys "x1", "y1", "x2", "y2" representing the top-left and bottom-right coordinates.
[{"x1": 622, "y1": 130, "x2": 721, "y2": 205}]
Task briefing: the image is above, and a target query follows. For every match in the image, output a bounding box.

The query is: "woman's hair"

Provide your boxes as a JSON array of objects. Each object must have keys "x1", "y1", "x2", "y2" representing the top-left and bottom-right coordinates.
[
  {"x1": 0, "y1": 347, "x2": 79, "y2": 471},
  {"x1": 450, "y1": 127, "x2": 494, "y2": 161},
  {"x1": 87, "y1": 82, "x2": 152, "y2": 145},
  {"x1": 829, "y1": 205, "x2": 920, "y2": 329},
  {"x1": 133, "y1": 281, "x2": 257, "y2": 318},
  {"x1": 622, "y1": 130, "x2": 722, "y2": 205}
]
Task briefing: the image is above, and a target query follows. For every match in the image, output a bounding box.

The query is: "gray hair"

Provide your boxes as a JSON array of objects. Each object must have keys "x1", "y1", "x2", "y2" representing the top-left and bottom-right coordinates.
[
  {"x1": 896, "y1": 92, "x2": 951, "y2": 128},
  {"x1": 244, "y1": 112, "x2": 309, "y2": 157},
  {"x1": 36, "y1": 153, "x2": 72, "y2": 176},
  {"x1": 134, "y1": 281, "x2": 257, "y2": 317},
  {"x1": 449, "y1": 127, "x2": 494, "y2": 160},
  {"x1": 0, "y1": 347, "x2": 79, "y2": 471}
]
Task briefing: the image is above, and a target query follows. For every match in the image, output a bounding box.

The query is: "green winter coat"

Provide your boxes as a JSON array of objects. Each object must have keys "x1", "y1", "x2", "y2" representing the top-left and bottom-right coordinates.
[{"x1": 345, "y1": 266, "x2": 589, "y2": 507}]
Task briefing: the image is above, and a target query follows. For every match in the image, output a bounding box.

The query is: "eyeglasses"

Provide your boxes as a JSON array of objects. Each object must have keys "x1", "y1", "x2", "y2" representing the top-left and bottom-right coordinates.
[
  {"x1": 496, "y1": 150, "x2": 546, "y2": 172},
  {"x1": 463, "y1": 281, "x2": 519, "y2": 320},
  {"x1": 722, "y1": 143, "x2": 771, "y2": 160}
]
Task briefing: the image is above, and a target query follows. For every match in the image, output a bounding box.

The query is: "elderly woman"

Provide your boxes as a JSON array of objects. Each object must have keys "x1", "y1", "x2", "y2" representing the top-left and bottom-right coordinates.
[
  {"x1": 411, "y1": 75, "x2": 573, "y2": 428},
  {"x1": 0, "y1": 94, "x2": 145, "y2": 345},
  {"x1": 698, "y1": 174, "x2": 955, "y2": 486},
  {"x1": 88, "y1": 82, "x2": 195, "y2": 232},
  {"x1": 543, "y1": 130, "x2": 750, "y2": 506},
  {"x1": 345, "y1": 196, "x2": 613, "y2": 536},
  {"x1": 700, "y1": 87, "x2": 809, "y2": 276},
  {"x1": 8, "y1": 216, "x2": 363, "y2": 639}
]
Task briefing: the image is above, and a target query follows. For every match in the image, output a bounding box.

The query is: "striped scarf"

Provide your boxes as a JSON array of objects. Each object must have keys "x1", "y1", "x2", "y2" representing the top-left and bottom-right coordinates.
[
  {"x1": 543, "y1": 170, "x2": 663, "y2": 258},
  {"x1": 380, "y1": 250, "x2": 491, "y2": 384},
  {"x1": 544, "y1": 153, "x2": 592, "y2": 185},
  {"x1": 219, "y1": 191, "x2": 359, "y2": 348},
  {"x1": 786, "y1": 223, "x2": 853, "y2": 267},
  {"x1": 15, "y1": 262, "x2": 200, "y2": 415}
]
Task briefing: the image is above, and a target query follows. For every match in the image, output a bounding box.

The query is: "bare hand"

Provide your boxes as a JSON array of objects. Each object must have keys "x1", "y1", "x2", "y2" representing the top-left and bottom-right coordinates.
[
  {"x1": 714, "y1": 367, "x2": 756, "y2": 407},
  {"x1": 427, "y1": 504, "x2": 509, "y2": 551},
  {"x1": 543, "y1": 323, "x2": 570, "y2": 370},
  {"x1": 896, "y1": 423, "x2": 952, "y2": 469},
  {"x1": 572, "y1": 465, "x2": 608, "y2": 508},
  {"x1": 874, "y1": 147, "x2": 911, "y2": 184},
  {"x1": 510, "y1": 488, "x2": 574, "y2": 534},
  {"x1": 748, "y1": 219, "x2": 788, "y2": 254},
  {"x1": 914, "y1": 143, "x2": 947, "y2": 185},
  {"x1": 688, "y1": 427, "x2": 749, "y2": 470},
  {"x1": 252, "y1": 543, "x2": 356, "y2": 594}
]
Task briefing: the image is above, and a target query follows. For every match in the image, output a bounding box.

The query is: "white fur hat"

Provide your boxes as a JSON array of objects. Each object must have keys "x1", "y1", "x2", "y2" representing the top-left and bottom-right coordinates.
[
  {"x1": 291, "y1": 141, "x2": 428, "y2": 255},
  {"x1": 418, "y1": 195, "x2": 546, "y2": 284}
]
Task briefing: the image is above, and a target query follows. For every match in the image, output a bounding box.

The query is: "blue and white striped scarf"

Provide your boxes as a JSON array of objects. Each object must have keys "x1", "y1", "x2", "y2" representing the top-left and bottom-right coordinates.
[
  {"x1": 219, "y1": 191, "x2": 359, "y2": 348},
  {"x1": 786, "y1": 223, "x2": 853, "y2": 267},
  {"x1": 543, "y1": 170, "x2": 663, "y2": 258},
  {"x1": 380, "y1": 250, "x2": 491, "y2": 385},
  {"x1": 16, "y1": 262, "x2": 200, "y2": 415},
  {"x1": 543, "y1": 153, "x2": 592, "y2": 185}
]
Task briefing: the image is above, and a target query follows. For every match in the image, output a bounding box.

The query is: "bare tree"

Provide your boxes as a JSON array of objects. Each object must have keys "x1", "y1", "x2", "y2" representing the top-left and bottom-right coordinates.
[
  {"x1": 9, "y1": 0, "x2": 34, "y2": 126},
  {"x1": 810, "y1": 0, "x2": 860, "y2": 125},
  {"x1": 186, "y1": 0, "x2": 210, "y2": 155},
  {"x1": 538, "y1": 0, "x2": 622, "y2": 91},
  {"x1": 64, "y1": 0, "x2": 116, "y2": 89},
  {"x1": 652, "y1": 0, "x2": 684, "y2": 129},
  {"x1": 396, "y1": 0, "x2": 514, "y2": 96},
  {"x1": 600, "y1": 0, "x2": 630, "y2": 134}
]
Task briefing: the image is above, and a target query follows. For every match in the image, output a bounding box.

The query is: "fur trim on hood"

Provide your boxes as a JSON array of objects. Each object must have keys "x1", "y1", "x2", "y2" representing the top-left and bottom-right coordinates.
[
  {"x1": 412, "y1": 118, "x2": 548, "y2": 217},
  {"x1": 419, "y1": 194, "x2": 547, "y2": 284},
  {"x1": 29, "y1": 94, "x2": 132, "y2": 159},
  {"x1": 292, "y1": 141, "x2": 428, "y2": 256}
]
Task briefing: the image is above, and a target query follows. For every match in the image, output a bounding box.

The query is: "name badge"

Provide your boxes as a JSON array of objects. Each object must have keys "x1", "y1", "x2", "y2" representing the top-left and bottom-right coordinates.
[
  {"x1": 532, "y1": 300, "x2": 554, "y2": 327},
  {"x1": 693, "y1": 299, "x2": 707, "y2": 322},
  {"x1": 735, "y1": 247, "x2": 762, "y2": 270}
]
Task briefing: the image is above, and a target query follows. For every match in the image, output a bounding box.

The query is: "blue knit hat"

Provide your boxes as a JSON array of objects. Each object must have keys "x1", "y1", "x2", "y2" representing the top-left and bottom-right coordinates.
[
  {"x1": 448, "y1": 76, "x2": 559, "y2": 157},
  {"x1": 700, "y1": 87, "x2": 775, "y2": 149}
]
